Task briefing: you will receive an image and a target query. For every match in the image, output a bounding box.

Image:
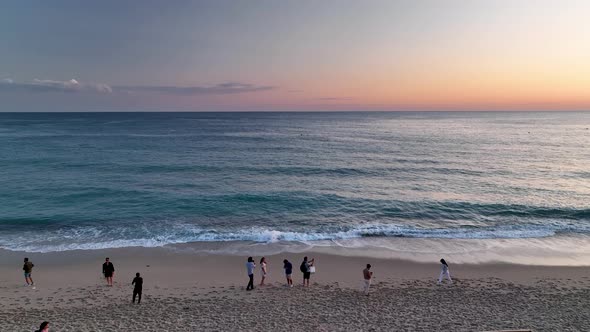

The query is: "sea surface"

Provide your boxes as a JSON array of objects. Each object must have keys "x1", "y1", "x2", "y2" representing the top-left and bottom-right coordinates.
[{"x1": 0, "y1": 112, "x2": 589, "y2": 259}]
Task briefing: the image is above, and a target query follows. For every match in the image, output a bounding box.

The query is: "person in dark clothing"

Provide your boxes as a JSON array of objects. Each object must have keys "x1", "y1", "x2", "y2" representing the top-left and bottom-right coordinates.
[
  {"x1": 300, "y1": 256, "x2": 314, "y2": 287},
  {"x1": 132, "y1": 272, "x2": 143, "y2": 304},
  {"x1": 283, "y1": 259, "x2": 293, "y2": 287},
  {"x1": 35, "y1": 321, "x2": 49, "y2": 332},
  {"x1": 23, "y1": 257, "x2": 35, "y2": 286},
  {"x1": 102, "y1": 257, "x2": 115, "y2": 286}
]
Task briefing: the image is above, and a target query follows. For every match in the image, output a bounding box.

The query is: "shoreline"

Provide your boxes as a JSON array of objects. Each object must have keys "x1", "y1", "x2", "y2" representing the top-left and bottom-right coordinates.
[
  {"x1": 2, "y1": 246, "x2": 590, "y2": 331},
  {"x1": 1, "y1": 245, "x2": 589, "y2": 290},
  {"x1": 3, "y1": 233, "x2": 590, "y2": 266}
]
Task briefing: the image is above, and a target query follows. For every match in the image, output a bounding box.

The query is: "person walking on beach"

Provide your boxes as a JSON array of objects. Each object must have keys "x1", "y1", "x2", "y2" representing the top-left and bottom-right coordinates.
[
  {"x1": 246, "y1": 257, "x2": 256, "y2": 291},
  {"x1": 35, "y1": 321, "x2": 49, "y2": 332},
  {"x1": 438, "y1": 258, "x2": 452, "y2": 284},
  {"x1": 259, "y1": 257, "x2": 268, "y2": 286},
  {"x1": 300, "y1": 256, "x2": 314, "y2": 287},
  {"x1": 102, "y1": 257, "x2": 115, "y2": 286},
  {"x1": 363, "y1": 264, "x2": 373, "y2": 295},
  {"x1": 132, "y1": 272, "x2": 143, "y2": 304},
  {"x1": 283, "y1": 259, "x2": 293, "y2": 287},
  {"x1": 23, "y1": 257, "x2": 34, "y2": 287}
]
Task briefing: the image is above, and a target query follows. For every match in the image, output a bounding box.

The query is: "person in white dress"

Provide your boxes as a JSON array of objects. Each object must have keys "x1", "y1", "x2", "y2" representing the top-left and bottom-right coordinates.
[{"x1": 438, "y1": 258, "x2": 452, "y2": 284}]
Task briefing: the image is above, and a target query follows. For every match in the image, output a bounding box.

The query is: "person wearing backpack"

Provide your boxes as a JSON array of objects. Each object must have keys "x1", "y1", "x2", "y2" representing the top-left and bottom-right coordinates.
[{"x1": 300, "y1": 256, "x2": 314, "y2": 287}]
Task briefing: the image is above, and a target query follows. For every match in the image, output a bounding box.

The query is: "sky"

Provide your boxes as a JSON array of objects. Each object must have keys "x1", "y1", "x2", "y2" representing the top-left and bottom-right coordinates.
[{"x1": 1, "y1": 0, "x2": 589, "y2": 111}]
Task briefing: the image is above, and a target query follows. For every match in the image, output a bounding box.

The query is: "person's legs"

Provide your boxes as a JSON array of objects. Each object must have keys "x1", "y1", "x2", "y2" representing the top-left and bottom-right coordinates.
[
  {"x1": 137, "y1": 291, "x2": 142, "y2": 303},
  {"x1": 364, "y1": 279, "x2": 371, "y2": 295},
  {"x1": 133, "y1": 290, "x2": 137, "y2": 303},
  {"x1": 260, "y1": 275, "x2": 265, "y2": 286},
  {"x1": 247, "y1": 274, "x2": 254, "y2": 290},
  {"x1": 446, "y1": 271, "x2": 452, "y2": 283},
  {"x1": 29, "y1": 274, "x2": 34, "y2": 285},
  {"x1": 438, "y1": 271, "x2": 444, "y2": 284}
]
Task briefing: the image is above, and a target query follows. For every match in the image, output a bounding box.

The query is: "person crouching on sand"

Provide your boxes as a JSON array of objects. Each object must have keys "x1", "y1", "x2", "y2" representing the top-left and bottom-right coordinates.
[
  {"x1": 246, "y1": 257, "x2": 256, "y2": 291},
  {"x1": 438, "y1": 258, "x2": 452, "y2": 284},
  {"x1": 283, "y1": 259, "x2": 293, "y2": 287},
  {"x1": 102, "y1": 257, "x2": 115, "y2": 286},
  {"x1": 132, "y1": 272, "x2": 143, "y2": 304},
  {"x1": 259, "y1": 257, "x2": 268, "y2": 286},
  {"x1": 23, "y1": 257, "x2": 34, "y2": 287},
  {"x1": 363, "y1": 264, "x2": 373, "y2": 295},
  {"x1": 300, "y1": 256, "x2": 314, "y2": 287}
]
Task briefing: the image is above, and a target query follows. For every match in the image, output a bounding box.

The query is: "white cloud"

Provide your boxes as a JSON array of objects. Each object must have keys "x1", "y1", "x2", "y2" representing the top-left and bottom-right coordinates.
[
  {"x1": 0, "y1": 78, "x2": 273, "y2": 96},
  {"x1": 0, "y1": 78, "x2": 112, "y2": 93},
  {"x1": 115, "y1": 82, "x2": 274, "y2": 95}
]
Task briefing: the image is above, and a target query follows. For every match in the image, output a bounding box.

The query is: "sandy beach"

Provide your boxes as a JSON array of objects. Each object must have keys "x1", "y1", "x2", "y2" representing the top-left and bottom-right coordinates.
[{"x1": 1, "y1": 246, "x2": 589, "y2": 331}]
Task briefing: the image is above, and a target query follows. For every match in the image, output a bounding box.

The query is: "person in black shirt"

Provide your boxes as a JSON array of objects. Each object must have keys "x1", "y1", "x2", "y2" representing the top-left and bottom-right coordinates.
[
  {"x1": 132, "y1": 272, "x2": 143, "y2": 304},
  {"x1": 283, "y1": 259, "x2": 293, "y2": 287},
  {"x1": 102, "y1": 257, "x2": 115, "y2": 286}
]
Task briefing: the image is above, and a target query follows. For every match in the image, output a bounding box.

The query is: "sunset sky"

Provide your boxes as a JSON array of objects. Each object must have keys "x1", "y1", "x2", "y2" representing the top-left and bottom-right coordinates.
[{"x1": 1, "y1": 0, "x2": 589, "y2": 111}]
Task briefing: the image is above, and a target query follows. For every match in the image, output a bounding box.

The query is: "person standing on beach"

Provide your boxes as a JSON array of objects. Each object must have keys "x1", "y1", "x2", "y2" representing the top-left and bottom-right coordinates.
[
  {"x1": 362, "y1": 264, "x2": 373, "y2": 295},
  {"x1": 283, "y1": 259, "x2": 293, "y2": 287},
  {"x1": 23, "y1": 257, "x2": 34, "y2": 287},
  {"x1": 35, "y1": 321, "x2": 49, "y2": 332},
  {"x1": 300, "y1": 256, "x2": 314, "y2": 287},
  {"x1": 102, "y1": 257, "x2": 115, "y2": 286},
  {"x1": 246, "y1": 257, "x2": 256, "y2": 291},
  {"x1": 438, "y1": 258, "x2": 452, "y2": 284},
  {"x1": 259, "y1": 257, "x2": 268, "y2": 286},
  {"x1": 132, "y1": 272, "x2": 143, "y2": 304}
]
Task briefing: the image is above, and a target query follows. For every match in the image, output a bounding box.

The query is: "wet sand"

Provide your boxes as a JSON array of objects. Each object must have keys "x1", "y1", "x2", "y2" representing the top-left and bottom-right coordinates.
[{"x1": 1, "y1": 247, "x2": 589, "y2": 331}]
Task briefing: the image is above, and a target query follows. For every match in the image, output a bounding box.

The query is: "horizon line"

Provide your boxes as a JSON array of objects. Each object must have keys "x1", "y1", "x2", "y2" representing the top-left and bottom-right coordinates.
[{"x1": 1, "y1": 109, "x2": 590, "y2": 113}]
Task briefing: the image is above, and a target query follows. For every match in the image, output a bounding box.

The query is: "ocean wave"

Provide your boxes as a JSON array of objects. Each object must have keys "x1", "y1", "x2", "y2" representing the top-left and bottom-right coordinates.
[
  {"x1": 1, "y1": 222, "x2": 589, "y2": 253},
  {"x1": 1, "y1": 198, "x2": 589, "y2": 233}
]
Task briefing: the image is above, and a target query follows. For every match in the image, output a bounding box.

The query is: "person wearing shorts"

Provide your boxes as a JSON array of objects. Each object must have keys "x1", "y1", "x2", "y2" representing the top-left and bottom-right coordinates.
[
  {"x1": 283, "y1": 259, "x2": 293, "y2": 287},
  {"x1": 23, "y1": 257, "x2": 34, "y2": 286},
  {"x1": 300, "y1": 256, "x2": 314, "y2": 287},
  {"x1": 102, "y1": 257, "x2": 115, "y2": 286}
]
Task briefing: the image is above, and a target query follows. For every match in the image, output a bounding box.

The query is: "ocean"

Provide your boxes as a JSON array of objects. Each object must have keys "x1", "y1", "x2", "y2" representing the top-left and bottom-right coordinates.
[{"x1": 1, "y1": 112, "x2": 589, "y2": 261}]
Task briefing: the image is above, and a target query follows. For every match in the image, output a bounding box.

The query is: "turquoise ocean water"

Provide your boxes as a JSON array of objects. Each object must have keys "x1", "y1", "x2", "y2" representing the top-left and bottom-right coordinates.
[{"x1": 0, "y1": 112, "x2": 589, "y2": 254}]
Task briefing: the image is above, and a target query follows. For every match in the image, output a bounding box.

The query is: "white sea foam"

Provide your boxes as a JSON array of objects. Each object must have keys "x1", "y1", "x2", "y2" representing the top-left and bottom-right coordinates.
[{"x1": 0, "y1": 222, "x2": 584, "y2": 253}]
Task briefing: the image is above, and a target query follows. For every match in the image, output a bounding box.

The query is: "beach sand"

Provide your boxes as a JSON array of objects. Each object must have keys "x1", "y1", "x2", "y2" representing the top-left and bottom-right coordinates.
[{"x1": 1, "y1": 246, "x2": 589, "y2": 331}]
